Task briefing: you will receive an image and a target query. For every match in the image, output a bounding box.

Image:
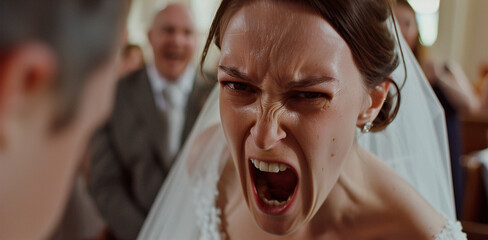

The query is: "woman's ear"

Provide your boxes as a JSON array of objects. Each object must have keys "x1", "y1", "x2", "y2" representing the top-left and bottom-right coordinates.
[
  {"x1": 356, "y1": 81, "x2": 391, "y2": 127},
  {"x1": 0, "y1": 43, "x2": 56, "y2": 148}
]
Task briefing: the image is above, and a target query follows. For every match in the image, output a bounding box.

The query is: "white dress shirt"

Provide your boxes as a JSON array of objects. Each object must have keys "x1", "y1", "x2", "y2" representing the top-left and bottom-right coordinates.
[{"x1": 147, "y1": 63, "x2": 196, "y2": 163}]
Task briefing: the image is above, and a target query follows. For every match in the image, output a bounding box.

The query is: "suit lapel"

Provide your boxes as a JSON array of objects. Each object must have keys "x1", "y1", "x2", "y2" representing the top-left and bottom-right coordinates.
[
  {"x1": 181, "y1": 71, "x2": 210, "y2": 146},
  {"x1": 130, "y1": 70, "x2": 171, "y2": 169},
  {"x1": 128, "y1": 69, "x2": 213, "y2": 168}
]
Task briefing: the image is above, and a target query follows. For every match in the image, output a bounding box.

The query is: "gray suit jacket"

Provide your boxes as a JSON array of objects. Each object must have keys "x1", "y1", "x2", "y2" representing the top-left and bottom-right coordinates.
[{"x1": 88, "y1": 68, "x2": 214, "y2": 240}]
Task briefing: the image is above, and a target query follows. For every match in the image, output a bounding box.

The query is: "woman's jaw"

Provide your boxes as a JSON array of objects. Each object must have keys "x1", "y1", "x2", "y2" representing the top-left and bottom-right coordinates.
[
  {"x1": 238, "y1": 146, "x2": 369, "y2": 236},
  {"x1": 229, "y1": 136, "x2": 366, "y2": 236}
]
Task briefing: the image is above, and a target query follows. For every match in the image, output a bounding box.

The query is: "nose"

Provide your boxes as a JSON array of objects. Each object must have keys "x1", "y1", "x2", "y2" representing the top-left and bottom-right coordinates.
[
  {"x1": 250, "y1": 109, "x2": 287, "y2": 151},
  {"x1": 170, "y1": 32, "x2": 187, "y2": 47}
]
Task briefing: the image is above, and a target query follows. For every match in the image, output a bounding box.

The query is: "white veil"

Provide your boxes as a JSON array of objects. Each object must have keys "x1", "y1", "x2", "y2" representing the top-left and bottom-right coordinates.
[{"x1": 138, "y1": 16, "x2": 456, "y2": 240}]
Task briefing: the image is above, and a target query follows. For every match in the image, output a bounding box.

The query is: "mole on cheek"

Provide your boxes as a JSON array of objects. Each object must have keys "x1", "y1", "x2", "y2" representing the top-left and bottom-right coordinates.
[
  {"x1": 332, "y1": 138, "x2": 336, "y2": 142},
  {"x1": 330, "y1": 153, "x2": 335, "y2": 158}
]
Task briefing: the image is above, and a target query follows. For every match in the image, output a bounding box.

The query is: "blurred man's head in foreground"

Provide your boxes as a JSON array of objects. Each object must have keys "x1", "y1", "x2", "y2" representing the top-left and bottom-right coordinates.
[{"x1": 0, "y1": 1, "x2": 130, "y2": 239}]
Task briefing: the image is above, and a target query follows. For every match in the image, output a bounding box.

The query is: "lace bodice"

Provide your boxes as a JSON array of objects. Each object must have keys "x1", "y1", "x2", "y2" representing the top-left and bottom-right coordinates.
[
  {"x1": 434, "y1": 219, "x2": 467, "y2": 240},
  {"x1": 193, "y1": 165, "x2": 467, "y2": 240},
  {"x1": 195, "y1": 197, "x2": 466, "y2": 240}
]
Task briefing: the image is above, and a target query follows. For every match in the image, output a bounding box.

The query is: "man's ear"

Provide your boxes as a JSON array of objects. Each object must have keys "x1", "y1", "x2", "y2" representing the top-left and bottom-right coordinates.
[
  {"x1": 0, "y1": 43, "x2": 56, "y2": 146},
  {"x1": 356, "y1": 81, "x2": 391, "y2": 127},
  {"x1": 147, "y1": 29, "x2": 154, "y2": 47}
]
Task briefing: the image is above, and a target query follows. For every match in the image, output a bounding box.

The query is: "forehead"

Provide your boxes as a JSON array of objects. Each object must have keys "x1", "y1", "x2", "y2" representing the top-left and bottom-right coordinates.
[
  {"x1": 153, "y1": 6, "x2": 194, "y2": 28},
  {"x1": 219, "y1": 1, "x2": 354, "y2": 81}
]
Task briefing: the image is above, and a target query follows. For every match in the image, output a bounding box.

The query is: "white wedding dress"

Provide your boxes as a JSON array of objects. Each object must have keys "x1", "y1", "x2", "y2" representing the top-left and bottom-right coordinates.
[{"x1": 138, "y1": 18, "x2": 467, "y2": 240}]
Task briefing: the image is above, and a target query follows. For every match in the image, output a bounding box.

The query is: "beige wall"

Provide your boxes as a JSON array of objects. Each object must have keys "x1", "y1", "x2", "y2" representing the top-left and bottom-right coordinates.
[
  {"x1": 430, "y1": 0, "x2": 488, "y2": 82},
  {"x1": 463, "y1": 0, "x2": 488, "y2": 81},
  {"x1": 127, "y1": 0, "x2": 488, "y2": 79}
]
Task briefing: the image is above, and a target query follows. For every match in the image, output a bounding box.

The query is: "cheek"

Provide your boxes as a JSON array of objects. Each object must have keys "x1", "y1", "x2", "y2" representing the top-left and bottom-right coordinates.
[
  {"x1": 186, "y1": 38, "x2": 196, "y2": 50},
  {"x1": 299, "y1": 103, "x2": 359, "y2": 192},
  {"x1": 303, "y1": 101, "x2": 356, "y2": 146},
  {"x1": 158, "y1": 38, "x2": 171, "y2": 50},
  {"x1": 306, "y1": 112, "x2": 355, "y2": 165},
  {"x1": 219, "y1": 96, "x2": 250, "y2": 158}
]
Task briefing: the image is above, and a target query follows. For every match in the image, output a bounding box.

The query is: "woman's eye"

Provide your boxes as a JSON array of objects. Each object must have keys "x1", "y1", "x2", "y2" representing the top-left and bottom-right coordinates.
[
  {"x1": 222, "y1": 81, "x2": 255, "y2": 93},
  {"x1": 286, "y1": 91, "x2": 330, "y2": 110},
  {"x1": 296, "y1": 92, "x2": 328, "y2": 99}
]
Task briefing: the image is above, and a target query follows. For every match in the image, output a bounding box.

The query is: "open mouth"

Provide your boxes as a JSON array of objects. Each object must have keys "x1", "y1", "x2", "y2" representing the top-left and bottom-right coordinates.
[
  {"x1": 163, "y1": 51, "x2": 185, "y2": 61},
  {"x1": 249, "y1": 158, "x2": 298, "y2": 214}
]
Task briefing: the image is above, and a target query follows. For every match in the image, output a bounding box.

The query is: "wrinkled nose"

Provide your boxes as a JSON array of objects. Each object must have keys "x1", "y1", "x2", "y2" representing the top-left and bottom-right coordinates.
[{"x1": 250, "y1": 113, "x2": 286, "y2": 151}]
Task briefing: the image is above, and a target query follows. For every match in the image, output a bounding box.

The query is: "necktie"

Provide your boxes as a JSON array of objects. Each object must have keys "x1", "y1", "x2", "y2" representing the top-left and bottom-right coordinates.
[{"x1": 162, "y1": 84, "x2": 185, "y2": 163}]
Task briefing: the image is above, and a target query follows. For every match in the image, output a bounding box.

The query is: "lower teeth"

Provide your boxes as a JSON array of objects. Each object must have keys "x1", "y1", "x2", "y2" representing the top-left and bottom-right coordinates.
[
  {"x1": 258, "y1": 185, "x2": 291, "y2": 206},
  {"x1": 260, "y1": 195, "x2": 291, "y2": 206}
]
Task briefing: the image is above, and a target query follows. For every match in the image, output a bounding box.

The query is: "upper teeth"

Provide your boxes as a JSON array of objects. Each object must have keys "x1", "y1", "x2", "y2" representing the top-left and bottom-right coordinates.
[{"x1": 250, "y1": 158, "x2": 289, "y2": 173}]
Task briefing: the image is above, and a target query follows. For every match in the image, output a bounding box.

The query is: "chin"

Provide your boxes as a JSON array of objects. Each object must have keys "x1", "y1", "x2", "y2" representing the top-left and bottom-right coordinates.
[
  {"x1": 157, "y1": 61, "x2": 186, "y2": 80},
  {"x1": 162, "y1": 69, "x2": 183, "y2": 80},
  {"x1": 251, "y1": 210, "x2": 302, "y2": 235}
]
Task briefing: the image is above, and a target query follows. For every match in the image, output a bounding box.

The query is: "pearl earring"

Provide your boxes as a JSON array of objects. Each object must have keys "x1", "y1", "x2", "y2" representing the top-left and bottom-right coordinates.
[{"x1": 361, "y1": 122, "x2": 373, "y2": 133}]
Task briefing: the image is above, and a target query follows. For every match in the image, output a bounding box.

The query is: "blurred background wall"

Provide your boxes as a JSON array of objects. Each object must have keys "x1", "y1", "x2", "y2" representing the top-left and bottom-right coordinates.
[
  {"x1": 124, "y1": 0, "x2": 488, "y2": 82},
  {"x1": 432, "y1": 0, "x2": 488, "y2": 82}
]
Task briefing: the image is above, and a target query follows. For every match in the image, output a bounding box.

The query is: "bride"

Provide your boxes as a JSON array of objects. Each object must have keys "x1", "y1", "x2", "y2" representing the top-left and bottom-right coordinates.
[{"x1": 139, "y1": 0, "x2": 466, "y2": 239}]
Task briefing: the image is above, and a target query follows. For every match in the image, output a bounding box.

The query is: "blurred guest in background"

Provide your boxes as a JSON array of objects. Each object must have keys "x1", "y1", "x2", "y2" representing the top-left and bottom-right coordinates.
[
  {"x1": 395, "y1": 0, "x2": 480, "y2": 114},
  {"x1": 0, "y1": 1, "x2": 130, "y2": 239},
  {"x1": 476, "y1": 62, "x2": 488, "y2": 109},
  {"x1": 87, "y1": 3, "x2": 214, "y2": 240},
  {"x1": 119, "y1": 44, "x2": 145, "y2": 77},
  {"x1": 395, "y1": 0, "x2": 481, "y2": 218}
]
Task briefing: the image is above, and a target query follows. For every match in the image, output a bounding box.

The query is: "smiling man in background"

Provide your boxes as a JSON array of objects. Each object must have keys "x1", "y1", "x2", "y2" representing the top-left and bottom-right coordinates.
[{"x1": 87, "y1": 3, "x2": 213, "y2": 240}]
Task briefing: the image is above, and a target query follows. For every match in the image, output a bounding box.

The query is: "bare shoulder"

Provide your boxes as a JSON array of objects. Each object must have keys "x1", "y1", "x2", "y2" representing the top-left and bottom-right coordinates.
[{"x1": 365, "y1": 153, "x2": 446, "y2": 239}]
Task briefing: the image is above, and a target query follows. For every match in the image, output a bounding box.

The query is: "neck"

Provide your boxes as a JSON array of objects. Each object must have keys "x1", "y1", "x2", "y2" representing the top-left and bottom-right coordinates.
[
  {"x1": 305, "y1": 141, "x2": 383, "y2": 237},
  {"x1": 159, "y1": 70, "x2": 179, "y2": 83}
]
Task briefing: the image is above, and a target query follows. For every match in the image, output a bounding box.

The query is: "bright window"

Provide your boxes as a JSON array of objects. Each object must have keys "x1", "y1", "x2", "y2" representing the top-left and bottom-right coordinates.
[
  {"x1": 408, "y1": 0, "x2": 440, "y2": 46},
  {"x1": 191, "y1": 0, "x2": 220, "y2": 32}
]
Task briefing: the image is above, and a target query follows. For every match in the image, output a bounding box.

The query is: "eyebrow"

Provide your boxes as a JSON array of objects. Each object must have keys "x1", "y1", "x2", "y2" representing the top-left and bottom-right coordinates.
[
  {"x1": 285, "y1": 76, "x2": 336, "y2": 88},
  {"x1": 218, "y1": 65, "x2": 336, "y2": 88},
  {"x1": 219, "y1": 65, "x2": 252, "y2": 82}
]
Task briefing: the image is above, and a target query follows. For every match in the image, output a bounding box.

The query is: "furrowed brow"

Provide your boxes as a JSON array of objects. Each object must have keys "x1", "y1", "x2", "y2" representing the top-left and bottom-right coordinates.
[
  {"x1": 218, "y1": 65, "x2": 251, "y2": 82},
  {"x1": 286, "y1": 76, "x2": 336, "y2": 88}
]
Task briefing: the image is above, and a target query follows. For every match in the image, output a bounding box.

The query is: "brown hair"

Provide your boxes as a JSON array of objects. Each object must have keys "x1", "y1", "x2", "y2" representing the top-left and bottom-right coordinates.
[{"x1": 201, "y1": 0, "x2": 402, "y2": 132}]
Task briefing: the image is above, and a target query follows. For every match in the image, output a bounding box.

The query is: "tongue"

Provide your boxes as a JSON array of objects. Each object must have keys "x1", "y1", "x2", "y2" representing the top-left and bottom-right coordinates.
[{"x1": 263, "y1": 169, "x2": 297, "y2": 194}]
